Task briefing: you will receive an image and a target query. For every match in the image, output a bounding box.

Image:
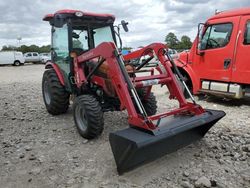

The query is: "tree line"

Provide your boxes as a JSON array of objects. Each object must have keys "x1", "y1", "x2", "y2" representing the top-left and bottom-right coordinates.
[
  {"x1": 123, "y1": 32, "x2": 193, "y2": 51},
  {"x1": 164, "y1": 32, "x2": 192, "y2": 51},
  {"x1": 1, "y1": 44, "x2": 51, "y2": 53},
  {"x1": 1, "y1": 32, "x2": 192, "y2": 53}
]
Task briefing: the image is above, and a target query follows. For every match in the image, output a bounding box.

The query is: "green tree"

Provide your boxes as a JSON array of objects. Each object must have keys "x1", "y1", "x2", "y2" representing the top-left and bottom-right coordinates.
[
  {"x1": 39, "y1": 45, "x2": 51, "y2": 53},
  {"x1": 180, "y1": 35, "x2": 192, "y2": 49},
  {"x1": 1, "y1": 44, "x2": 51, "y2": 53},
  {"x1": 164, "y1": 33, "x2": 193, "y2": 51},
  {"x1": 1, "y1": 45, "x2": 17, "y2": 51},
  {"x1": 165, "y1": 32, "x2": 179, "y2": 49}
]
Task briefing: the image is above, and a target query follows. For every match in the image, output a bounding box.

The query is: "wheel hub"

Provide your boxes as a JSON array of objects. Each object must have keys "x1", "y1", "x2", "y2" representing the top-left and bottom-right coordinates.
[
  {"x1": 75, "y1": 105, "x2": 88, "y2": 132},
  {"x1": 43, "y1": 81, "x2": 51, "y2": 105}
]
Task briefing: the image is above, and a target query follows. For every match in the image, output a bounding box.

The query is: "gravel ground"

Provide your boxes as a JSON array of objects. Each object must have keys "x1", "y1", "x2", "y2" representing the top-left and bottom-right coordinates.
[{"x1": 0, "y1": 64, "x2": 249, "y2": 188}]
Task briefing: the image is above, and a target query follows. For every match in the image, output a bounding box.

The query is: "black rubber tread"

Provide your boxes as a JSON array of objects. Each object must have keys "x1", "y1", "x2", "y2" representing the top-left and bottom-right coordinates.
[
  {"x1": 13, "y1": 60, "x2": 21, "y2": 66},
  {"x1": 73, "y1": 95, "x2": 104, "y2": 139},
  {"x1": 137, "y1": 88, "x2": 157, "y2": 116},
  {"x1": 42, "y1": 69, "x2": 70, "y2": 115}
]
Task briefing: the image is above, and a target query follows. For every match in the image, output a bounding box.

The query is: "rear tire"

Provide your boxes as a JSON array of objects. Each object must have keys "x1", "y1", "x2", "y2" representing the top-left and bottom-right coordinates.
[
  {"x1": 42, "y1": 69, "x2": 69, "y2": 115},
  {"x1": 13, "y1": 60, "x2": 21, "y2": 66},
  {"x1": 137, "y1": 89, "x2": 157, "y2": 116},
  {"x1": 73, "y1": 95, "x2": 104, "y2": 139}
]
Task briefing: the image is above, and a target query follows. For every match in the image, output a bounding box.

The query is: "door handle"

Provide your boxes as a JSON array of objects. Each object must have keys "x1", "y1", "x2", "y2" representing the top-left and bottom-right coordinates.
[{"x1": 224, "y1": 59, "x2": 231, "y2": 69}]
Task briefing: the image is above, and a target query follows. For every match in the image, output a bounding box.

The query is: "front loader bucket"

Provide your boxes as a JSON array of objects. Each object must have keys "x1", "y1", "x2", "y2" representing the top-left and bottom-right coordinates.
[{"x1": 109, "y1": 109, "x2": 225, "y2": 174}]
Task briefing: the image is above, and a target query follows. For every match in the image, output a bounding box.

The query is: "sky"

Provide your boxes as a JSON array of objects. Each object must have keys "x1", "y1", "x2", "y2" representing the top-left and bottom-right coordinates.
[{"x1": 0, "y1": 0, "x2": 250, "y2": 49}]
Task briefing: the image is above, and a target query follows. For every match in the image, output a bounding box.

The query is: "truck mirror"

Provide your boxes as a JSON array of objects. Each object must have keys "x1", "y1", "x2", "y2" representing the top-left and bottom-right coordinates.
[
  {"x1": 196, "y1": 23, "x2": 205, "y2": 56},
  {"x1": 121, "y1": 20, "x2": 129, "y2": 32}
]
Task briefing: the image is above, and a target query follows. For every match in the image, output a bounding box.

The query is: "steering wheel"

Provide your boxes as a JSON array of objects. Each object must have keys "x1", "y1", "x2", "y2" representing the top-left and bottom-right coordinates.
[{"x1": 207, "y1": 38, "x2": 220, "y2": 48}]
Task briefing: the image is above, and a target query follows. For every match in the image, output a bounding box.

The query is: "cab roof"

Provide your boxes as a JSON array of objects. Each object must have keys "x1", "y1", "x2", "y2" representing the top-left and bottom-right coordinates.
[
  {"x1": 208, "y1": 7, "x2": 250, "y2": 21},
  {"x1": 43, "y1": 9, "x2": 115, "y2": 21}
]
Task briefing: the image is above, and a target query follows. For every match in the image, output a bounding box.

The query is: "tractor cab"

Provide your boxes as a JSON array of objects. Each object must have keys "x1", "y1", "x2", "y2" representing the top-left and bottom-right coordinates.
[
  {"x1": 43, "y1": 9, "x2": 117, "y2": 52},
  {"x1": 43, "y1": 10, "x2": 128, "y2": 91}
]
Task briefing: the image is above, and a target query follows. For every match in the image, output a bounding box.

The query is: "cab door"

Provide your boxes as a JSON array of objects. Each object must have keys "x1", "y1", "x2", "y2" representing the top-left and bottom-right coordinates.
[
  {"x1": 52, "y1": 24, "x2": 70, "y2": 75},
  {"x1": 51, "y1": 24, "x2": 71, "y2": 90},
  {"x1": 197, "y1": 17, "x2": 240, "y2": 82},
  {"x1": 25, "y1": 53, "x2": 32, "y2": 62},
  {"x1": 32, "y1": 53, "x2": 39, "y2": 62},
  {"x1": 231, "y1": 15, "x2": 250, "y2": 84}
]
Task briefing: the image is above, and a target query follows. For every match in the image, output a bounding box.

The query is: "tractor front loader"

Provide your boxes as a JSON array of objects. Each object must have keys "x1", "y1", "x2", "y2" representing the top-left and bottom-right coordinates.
[{"x1": 42, "y1": 10, "x2": 225, "y2": 174}]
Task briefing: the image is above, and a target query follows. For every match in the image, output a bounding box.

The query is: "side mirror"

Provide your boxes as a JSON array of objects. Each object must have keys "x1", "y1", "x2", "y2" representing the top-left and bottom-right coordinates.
[
  {"x1": 121, "y1": 20, "x2": 129, "y2": 32},
  {"x1": 196, "y1": 23, "x2": 206, "y2": 56}
]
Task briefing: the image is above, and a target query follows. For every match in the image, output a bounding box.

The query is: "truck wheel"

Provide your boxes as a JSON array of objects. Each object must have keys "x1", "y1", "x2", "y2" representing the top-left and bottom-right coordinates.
[
  {"x1": 137, "y1": 88, "x2": 157, "y2": 116},
  {"x1": 13, "y1": 61, "x2": 21, "y2": 66},
  {"x1": 42, "y1": 69, "x2": 69, "y2": 115},
  {"x1": 73, "y1": 95, "x2": 104, "y2": 139}
]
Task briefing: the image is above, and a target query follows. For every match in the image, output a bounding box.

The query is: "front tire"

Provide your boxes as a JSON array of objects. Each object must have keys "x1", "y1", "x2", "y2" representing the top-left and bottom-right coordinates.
[
  {"x1": 42, "y1": 69, "x2": 69, "y2": 115},
  {"x1": 73, "y1": 95, "x2": 104, "y2": 139},
  {"x1": 137, "y1": 88, "x2": 157, "y2": 116}
]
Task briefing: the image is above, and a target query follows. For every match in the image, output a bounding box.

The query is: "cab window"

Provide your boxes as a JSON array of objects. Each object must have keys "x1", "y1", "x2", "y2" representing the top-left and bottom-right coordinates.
[
  {"x1": 72, "y1": 30, "x2": 89, "y2": 51},
  {"x1": 243, "y1": 21, "x2": 250, "y2": 45},
  {"x1": 52, "y1": 24, "x2": 69, "y2": 60},
  {"x1": 200, "y1": 23, "x2": 233, "y2": 50},
  {"x1": 93, "y1": 26, "x2": 114, "y2": 47}
]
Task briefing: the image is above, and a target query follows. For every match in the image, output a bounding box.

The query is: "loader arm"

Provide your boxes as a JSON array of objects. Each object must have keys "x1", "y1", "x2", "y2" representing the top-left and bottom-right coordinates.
[
  {"x1": 74, "y1": 42, "x2": 209, "y2": 131},
  {"x1": 74, "y1": 42, "x2": 206, "y2": 131},
  {"x1": 124, "y1": 43, "x2": 188, "y2": 106}
]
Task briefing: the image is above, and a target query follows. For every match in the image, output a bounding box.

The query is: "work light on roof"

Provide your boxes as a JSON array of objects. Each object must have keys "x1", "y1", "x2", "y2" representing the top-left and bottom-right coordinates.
[{"x1": 75, "y1": 11, "x2": 83, "y2": 17}]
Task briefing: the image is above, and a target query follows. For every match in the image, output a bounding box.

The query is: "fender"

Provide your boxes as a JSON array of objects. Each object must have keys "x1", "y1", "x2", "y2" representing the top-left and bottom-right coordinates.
[
  {"x1": 45, "y1": 61, "x2": 65, "y2": 86},
  {"x1": 174, "y1": 59, "x2": 200, "y2": 94}
]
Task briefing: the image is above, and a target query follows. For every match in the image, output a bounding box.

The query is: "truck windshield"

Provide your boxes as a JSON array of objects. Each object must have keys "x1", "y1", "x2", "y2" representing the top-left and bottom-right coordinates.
[{"x1": 93, "y1": 26, "x2": 114, "y2": 47}]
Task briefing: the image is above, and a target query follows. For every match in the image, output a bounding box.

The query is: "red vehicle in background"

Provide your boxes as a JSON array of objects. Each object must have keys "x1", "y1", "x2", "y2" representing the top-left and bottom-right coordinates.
[{"x1": 175, "y1": 7, "x2": 250, "y2": 99}]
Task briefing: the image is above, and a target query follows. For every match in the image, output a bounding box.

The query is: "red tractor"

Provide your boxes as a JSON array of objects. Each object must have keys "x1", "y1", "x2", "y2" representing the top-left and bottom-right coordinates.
[{"x1": 42, "y1": 9, "x2": 225, "y2": 174}]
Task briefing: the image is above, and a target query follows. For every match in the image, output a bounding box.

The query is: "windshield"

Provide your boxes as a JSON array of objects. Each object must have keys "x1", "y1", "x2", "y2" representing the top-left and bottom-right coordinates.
[{"x1": 93, "y1": 26, "x2": 114, "y2": 47}]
